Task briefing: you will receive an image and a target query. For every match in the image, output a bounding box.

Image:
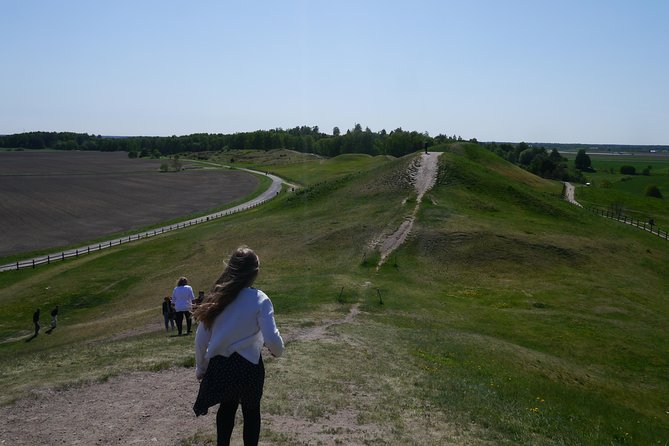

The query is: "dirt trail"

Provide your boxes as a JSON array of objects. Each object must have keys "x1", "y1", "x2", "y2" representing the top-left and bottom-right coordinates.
[
  {"x1": 0, "y1": 306, "x2": 362, "y2": 446},
  {"x1": 375, "y1": 152, "x2": 442, "y2": 268},
  {"x1": 563, "y1": 182, "x2": 582, "y2": 207},
  {"x1": 285, "y1": 304, "x2": 360, "y2": 343}
]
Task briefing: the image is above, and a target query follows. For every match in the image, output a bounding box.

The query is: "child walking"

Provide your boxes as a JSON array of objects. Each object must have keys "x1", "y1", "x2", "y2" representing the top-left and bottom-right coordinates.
[{"x1": 193, "y1": 246, "x2": 284, "y2": 446}]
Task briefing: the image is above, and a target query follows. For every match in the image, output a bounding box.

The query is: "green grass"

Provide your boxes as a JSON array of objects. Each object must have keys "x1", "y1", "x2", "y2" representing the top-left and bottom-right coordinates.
[
  {"x1": 1, "y1": 146, "x2": 668, "y2": 444},
  {"x1": 561, "y1": 153, "x2": 669, "y2": 228}
]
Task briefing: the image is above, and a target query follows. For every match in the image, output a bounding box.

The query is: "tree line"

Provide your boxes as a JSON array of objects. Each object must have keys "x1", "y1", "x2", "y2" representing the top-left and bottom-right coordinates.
[
  {"x1": 484, "y1": 142, "x2": 586, "y2": 182},
  {"x1": 0, "y1": 125, "x2": 469, "y2": 159}
]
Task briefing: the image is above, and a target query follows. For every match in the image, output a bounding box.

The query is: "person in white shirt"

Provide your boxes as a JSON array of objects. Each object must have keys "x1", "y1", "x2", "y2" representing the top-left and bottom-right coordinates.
[
  {"x1": 192, "y1": 246, "x2": 284, "y2": 446},
  {"x1": 172, "y1": 277, "x2": 195, "y2": 335}
]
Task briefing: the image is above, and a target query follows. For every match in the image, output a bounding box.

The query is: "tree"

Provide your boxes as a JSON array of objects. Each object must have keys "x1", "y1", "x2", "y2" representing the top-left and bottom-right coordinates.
[
  {"x1": 518, "y1": 148, "x2": 536, "y2": 166},
  {"x1": 620, "y1": 165, "x2": 636, "y2": 175},
  {"x1": 574, "y1": 149, "x2": 592, "y2": 171},
  {"x1": 548, "y1": 148, "x2": 564, "y2": 163},
  {"x1": 332, "y1": 127, "x2": 340, "y2": 137},
  {"x1": 645, "y1": 185, "x2": 663, "y2": 199},
  {"x1": 172, "y1": 155, "x2": 182, "y2": 171}
]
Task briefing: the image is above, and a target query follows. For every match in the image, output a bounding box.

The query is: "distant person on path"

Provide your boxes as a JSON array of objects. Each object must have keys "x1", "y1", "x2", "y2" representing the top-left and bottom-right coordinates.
[
  {"x1": 172, "y1": 277, "x2": 195, "y2": 335},
  {"x1": 193, "y1": 246, "x2": 284, "y2": 446},
  {"x1": 33, "y1": 309, "x2": 41, "y2": 337},
  {"x1": 162, "y1": 296, "x2": 175, "y2": 333},
  {"x1": 50, "y1": 305, "x2": 59, "y2": 329}
]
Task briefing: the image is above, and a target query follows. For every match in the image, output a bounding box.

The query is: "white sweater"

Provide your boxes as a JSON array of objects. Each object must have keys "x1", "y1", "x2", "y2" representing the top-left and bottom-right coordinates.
[
  {"x1": 195, "y1": 287, "x2": 284, "y2": 375},
  {"x1": 172, "y1": 285, "x2": 195, "y2": 312}
]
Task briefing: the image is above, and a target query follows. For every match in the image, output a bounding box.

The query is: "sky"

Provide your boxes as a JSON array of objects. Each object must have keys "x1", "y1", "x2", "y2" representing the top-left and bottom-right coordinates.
[{"x1": 1, "y1": 0, "x2": 668, "y2": 145}]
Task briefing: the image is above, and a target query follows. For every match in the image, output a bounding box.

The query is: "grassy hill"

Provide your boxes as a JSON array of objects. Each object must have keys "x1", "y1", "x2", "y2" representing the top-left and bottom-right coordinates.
[{"x1": 1, "y1": 144, "x2": 668, "y2": 444}]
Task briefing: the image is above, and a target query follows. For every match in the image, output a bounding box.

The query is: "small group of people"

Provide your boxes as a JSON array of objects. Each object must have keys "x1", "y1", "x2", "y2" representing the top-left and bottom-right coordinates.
[
  {"x1": 162, "y1": 278, "x2": 206, "y2": 335},
  {"x1": 32, "y1": 305, "x2": 59, "y2": 337}
]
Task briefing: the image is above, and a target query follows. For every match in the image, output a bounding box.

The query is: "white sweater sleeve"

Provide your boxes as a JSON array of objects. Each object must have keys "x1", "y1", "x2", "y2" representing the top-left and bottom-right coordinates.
[
  {"x1": 259, "y1": 297, "x2": 285, "y2": 357},
  {"x1": 194, "y1": 323, "x2": 212, "y2": 375}
]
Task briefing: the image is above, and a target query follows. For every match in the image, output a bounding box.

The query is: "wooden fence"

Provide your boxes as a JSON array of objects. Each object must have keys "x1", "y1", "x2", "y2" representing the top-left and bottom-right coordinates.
[
  {"x1": 586, "y1": 206, "x2": 669, "y2": 240},
  {"x1": 0, "y1": 184, "x2": 280, "y2": 273}
]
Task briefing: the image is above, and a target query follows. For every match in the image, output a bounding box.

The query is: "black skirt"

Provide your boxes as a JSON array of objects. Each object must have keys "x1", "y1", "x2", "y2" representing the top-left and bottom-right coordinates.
[{"x1": 193, "y1": 353, "x2": 265, "y2": 416}]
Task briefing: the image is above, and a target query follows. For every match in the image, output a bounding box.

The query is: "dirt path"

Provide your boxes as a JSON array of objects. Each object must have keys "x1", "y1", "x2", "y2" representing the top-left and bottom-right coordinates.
[
  {"x1": 375, "y1": 152, "x2": 442, "y2": 268},
  {"x1": 0, "y1": 306, "x2": 362, "y2": 446},
  {"x1": 563, "y1": 182, "x2": 582, "y2": 207}
]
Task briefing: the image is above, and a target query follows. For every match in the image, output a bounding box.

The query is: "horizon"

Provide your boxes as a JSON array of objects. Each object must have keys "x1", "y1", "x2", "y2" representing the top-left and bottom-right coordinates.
[
  {"x1": 2, "y1": 128, "x2": 669, "y2": 149},
  {"x1": 2, "y1": 1, "x2": 668, "y2": 146}
]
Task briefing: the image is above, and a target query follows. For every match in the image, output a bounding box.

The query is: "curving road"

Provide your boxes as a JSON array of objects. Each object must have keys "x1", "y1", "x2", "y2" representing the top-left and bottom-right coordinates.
[{"x1": 0, "y1": 168, "x2": 286, "y2": 272}]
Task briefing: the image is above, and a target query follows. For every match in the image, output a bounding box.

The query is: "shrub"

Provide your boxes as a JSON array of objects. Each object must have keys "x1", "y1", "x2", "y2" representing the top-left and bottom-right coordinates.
[
  {"x1": 620, "y1": 165, "x2": 636, "y2": 175},
  {"x1": 645, "y1": 185, "x2": 663, "y2": 199}
]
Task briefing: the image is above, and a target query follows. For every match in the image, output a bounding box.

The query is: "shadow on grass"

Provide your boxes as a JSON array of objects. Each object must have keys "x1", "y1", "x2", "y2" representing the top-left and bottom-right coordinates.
[{"x1": 24, "y1": 333, "x2": 38, "y2": 342}]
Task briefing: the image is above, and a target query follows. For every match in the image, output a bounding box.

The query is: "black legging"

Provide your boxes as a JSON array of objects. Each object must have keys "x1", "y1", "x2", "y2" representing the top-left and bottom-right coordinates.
[
  {"x1": 216, "y1": 400, "x2": 261, "y2": 446},
  {"x1": 174, "y1": 311, "x2": 192, "y2": 334}
]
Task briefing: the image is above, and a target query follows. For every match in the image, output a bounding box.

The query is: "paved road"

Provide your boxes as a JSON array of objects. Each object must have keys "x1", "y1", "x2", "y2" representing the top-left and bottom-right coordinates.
[{"x1": 0, "y1": 168, "x2": 286, "y2": 272}]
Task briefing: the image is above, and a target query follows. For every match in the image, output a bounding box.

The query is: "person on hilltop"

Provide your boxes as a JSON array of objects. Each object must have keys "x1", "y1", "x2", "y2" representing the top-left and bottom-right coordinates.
[
  {"x1": 172, "y1": 277, "x2": 195, "y2": 335},
  {"x1": 196, "y1": 290, "x2": 205, "y2": 306},
  {"x1": 50, "y1": 305, "x2": 59, "y2": 330},
  {"x1": 193, "y1": 246, "x2": 284, "y2": 446},
  {"x1": 162, "y1": 296, "x2": 175, "y2": 333},
  {"x1": 32, "y1": 308, "x2": 41, "y2": 337}
]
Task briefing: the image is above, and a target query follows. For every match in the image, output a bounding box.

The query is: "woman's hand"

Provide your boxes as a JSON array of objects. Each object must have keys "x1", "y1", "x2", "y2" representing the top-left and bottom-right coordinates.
[{"x1": 196, "y1": 370, "x2": 205, "y2": 381}]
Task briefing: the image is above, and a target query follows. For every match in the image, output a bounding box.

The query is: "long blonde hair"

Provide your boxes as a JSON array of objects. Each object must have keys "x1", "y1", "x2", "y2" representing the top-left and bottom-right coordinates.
[{"x1": 193, "y1": 246, "x2": 260, "y2": 329}]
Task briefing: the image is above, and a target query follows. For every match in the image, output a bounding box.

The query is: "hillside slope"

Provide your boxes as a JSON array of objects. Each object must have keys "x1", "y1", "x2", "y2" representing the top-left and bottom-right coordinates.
[{"x1": 0, "y1": 145, "x2": 667, "y2": 445}]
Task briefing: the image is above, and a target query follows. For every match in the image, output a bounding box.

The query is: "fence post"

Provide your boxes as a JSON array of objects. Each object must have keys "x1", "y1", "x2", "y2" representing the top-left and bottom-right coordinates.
[
  {"x1": 16, "y1": 261, "x2": 19, "y2": 270},
  {"x1": 76, "y1": 249, "x2": 78, "y2": 257},
  {"x1": 62, "y1": 252, "x2": 65, "y2": 260},
  {"x1": 32, "y1": 259, "x2": 35, "y2": 269}
]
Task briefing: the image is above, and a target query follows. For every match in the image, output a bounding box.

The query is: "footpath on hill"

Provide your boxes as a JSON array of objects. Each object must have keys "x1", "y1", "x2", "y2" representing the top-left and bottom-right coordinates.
[
  {"x1": 0, "y1": 153, "x2": 470, "y2": 445},
  {"x1": 373, "y1": 151, "x2": 442, "y2": 268},
  {"x1": 563, "y1": 182, "x2": 582, "y2": 207},
  {"x1": 0, "y1": 306, "x2": 389, "y2": 446}
]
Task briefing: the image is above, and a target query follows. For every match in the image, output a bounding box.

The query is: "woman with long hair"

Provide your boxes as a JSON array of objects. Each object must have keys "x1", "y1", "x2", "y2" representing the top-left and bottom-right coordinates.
[
  {"x1": 172, "y1": 276, "x2": 195, "y2": 335},
  {"x1": 193, "y1": 246, "x2": 284, "y2": 446}
]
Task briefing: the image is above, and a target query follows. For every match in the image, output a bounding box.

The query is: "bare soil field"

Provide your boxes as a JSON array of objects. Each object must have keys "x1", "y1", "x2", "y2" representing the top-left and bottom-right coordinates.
[{"x1": 0, "y1": 151, "x2": 259, "y2": 257}]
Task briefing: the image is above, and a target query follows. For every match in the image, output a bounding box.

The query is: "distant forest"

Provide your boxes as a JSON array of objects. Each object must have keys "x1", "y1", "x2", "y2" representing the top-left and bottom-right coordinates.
[
  {"x1": 0, "y1": 125, "x2": 469, "y2": 159},
  {"x1": 4, "y1": 127, "x2": 663, "y2": 183}
]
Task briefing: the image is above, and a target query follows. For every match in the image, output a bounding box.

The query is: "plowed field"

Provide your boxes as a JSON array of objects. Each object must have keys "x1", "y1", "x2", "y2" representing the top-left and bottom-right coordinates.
[{"x1": 0, "y1": 150, "x2": 258, "y2": 257}]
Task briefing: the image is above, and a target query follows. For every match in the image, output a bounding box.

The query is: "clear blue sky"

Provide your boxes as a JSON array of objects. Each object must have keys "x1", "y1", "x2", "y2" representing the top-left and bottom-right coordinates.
[{"x1": 2, "y1": 0, "x2": 668, "y2": 144}]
